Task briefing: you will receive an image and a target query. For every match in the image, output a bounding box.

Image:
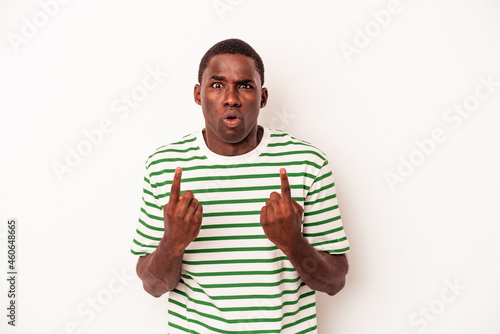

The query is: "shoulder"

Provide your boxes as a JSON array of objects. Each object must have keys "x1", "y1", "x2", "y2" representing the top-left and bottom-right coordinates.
[
  {"x1": 144, "y1": 131, "x2": 203, "y2": 170},
  {"x1": 264, "y1": 128, "x2": 329, "y2": 165}
]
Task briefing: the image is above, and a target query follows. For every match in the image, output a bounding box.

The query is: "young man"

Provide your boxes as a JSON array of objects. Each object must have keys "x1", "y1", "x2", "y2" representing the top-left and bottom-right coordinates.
[{"x1": 131, "y1": 39, "x2": 349, "y2": 333}]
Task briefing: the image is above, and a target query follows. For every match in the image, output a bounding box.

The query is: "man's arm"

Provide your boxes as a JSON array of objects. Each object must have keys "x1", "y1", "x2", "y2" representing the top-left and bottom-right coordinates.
[
  {"x1": 282, "y1": 240, "x2": 348, "y2": 296},
  {"x1": 260, "y1": 168, "x2": 348, "y2": 296},
  {"x1": 136, "y1": 167, "x2": 203, "y2": 298},
  {"x1": 136, "y1": 241, "x2": 184, "y2": 297}
]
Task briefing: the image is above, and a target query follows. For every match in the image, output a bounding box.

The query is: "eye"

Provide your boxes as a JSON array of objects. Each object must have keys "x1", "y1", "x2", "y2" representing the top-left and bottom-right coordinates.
[
  {"x1": 211, "y1": 82, "x2": 223, "y2": 88},
  {"x1": 239, "y1": 84, "x2": 252, "y2": 89}
]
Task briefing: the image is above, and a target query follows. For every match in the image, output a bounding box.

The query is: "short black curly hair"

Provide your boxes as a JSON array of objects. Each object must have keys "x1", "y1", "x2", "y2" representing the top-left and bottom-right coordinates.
[{"x1": 198, "y1": 38, "x2": 265, "y2": 86}]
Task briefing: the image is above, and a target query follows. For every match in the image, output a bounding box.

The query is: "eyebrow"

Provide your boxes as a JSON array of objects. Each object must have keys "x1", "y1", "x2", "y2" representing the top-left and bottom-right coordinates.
[
  {"x1": 209, "y1": 76, "x2": 254, "y2": 85},
  {"x1": 236, "y1": 79, "x2": 253, "y2": 85},
  {"x1": 210, "y1": 75, "x2": 225, "y2": 81}
]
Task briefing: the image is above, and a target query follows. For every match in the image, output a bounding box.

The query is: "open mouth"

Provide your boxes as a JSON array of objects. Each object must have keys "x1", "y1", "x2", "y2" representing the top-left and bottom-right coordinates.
[
  {"x1": 223, "y1": 111, "x2": 242, "y2": 128},
  {"x1": 223, "y1": 116, "x2": 241, "y2": 128}
]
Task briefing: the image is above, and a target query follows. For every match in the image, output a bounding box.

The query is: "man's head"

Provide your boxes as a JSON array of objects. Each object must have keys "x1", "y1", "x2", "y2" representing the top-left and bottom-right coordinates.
[
  {"x1": 198, "y1": 38, "x2": 265, "y2": 86},
  {"x1": 194, "y1": 39, "x2": 268, "y2": 156}
]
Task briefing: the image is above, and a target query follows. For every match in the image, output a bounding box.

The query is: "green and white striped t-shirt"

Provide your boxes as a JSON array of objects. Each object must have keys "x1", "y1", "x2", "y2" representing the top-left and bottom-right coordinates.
[{"x1": 131, "y1": 127, "x2": 349, "y2": 334}]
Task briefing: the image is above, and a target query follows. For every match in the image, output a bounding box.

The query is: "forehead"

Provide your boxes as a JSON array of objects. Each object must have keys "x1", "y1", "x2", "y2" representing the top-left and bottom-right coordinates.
[{"x1": 203, "y1": 54, "x2": 260, "y2": 83}]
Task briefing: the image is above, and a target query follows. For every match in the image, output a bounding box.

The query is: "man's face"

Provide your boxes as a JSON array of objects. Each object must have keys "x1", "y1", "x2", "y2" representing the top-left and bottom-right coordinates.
[{"x1": 194, "y1": 53, "x2": 268, "y2": 152}]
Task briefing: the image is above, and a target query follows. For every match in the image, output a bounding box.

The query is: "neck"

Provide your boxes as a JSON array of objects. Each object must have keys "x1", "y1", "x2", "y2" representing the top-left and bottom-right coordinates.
[{"x1": 203, "y1": 126, "x2": 264, "y2": 156}]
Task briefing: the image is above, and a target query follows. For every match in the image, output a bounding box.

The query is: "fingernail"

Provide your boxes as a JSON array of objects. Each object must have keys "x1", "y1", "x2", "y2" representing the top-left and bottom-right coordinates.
[
  {"x1": 176, "y1": 167, "x2": 181, "y2": 173},
  {"x1": 280, "y1": 168, "x2": 286, "y2": 175}
]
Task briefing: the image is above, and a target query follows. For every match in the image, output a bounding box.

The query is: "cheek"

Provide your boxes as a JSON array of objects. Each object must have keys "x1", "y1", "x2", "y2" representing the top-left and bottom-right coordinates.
[
  {"x1": 244, "y1": 98, "x2": 262, "y2": 117},
  {"x1": 245, "y1": 93, "x2": 262, "y2": 107},
  {"x1": 202, "y1": 101, "x2": 219, "y2": 124}
]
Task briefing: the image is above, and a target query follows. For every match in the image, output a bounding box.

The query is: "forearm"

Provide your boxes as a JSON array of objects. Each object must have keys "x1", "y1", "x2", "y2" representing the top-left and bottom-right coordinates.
[
  {"x1": 283, "y1": 237, "x2": 348, "y2": 296},
  {"x1": 136, "y1": 239, "x2": 184, "y2": 298}
]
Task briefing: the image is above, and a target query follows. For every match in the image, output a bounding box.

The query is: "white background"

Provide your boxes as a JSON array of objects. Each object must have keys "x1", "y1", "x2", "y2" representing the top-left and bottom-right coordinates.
[{"x1": 1, "y1": 0, "x2": 500, "y2": 333}]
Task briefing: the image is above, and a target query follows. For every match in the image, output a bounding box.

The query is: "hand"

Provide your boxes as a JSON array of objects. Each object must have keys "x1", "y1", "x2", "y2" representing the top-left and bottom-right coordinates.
[
  {"x1": 162, "y1": 167, "x2": 203, "y2": 255},
  {"x1": 260, "y1": 168, "x2": 304, "y2": 253}
]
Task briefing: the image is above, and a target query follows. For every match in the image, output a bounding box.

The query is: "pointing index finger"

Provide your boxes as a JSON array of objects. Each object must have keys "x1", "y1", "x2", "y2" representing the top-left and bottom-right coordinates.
[
  {"x1": 280, "y1": 168, "x2": 292, "y2": 204},
  {"x1": 169, "y1": 167, "x2": 182, "y2": 202}
]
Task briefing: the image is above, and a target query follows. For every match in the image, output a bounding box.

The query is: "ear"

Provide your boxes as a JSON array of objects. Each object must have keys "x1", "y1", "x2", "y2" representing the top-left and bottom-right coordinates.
[
  {"x1": 194, "y1": 84, "x2": 201, "y2": 105},
  {"x1": 260, "y1": 87, "x2": 268, "y2": 108}
]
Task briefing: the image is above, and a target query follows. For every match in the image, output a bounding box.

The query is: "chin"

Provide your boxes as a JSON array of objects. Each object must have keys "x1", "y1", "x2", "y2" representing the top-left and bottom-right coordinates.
[{"x1": 220, "y1": 131, "x2": 247, "y2": 144}]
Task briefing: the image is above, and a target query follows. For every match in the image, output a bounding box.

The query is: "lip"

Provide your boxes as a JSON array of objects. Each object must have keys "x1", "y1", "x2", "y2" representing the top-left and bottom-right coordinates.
[
  {"x1": 222, "y1": 110, "x2": 242, "y2": 128},
  {"x1": 223, "y1": 118, "x2": 242, "y2": 128}
]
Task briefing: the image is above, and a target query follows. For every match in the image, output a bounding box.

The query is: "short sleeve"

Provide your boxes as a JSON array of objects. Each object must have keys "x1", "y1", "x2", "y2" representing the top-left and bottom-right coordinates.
[
  {"x1": 130, "y1": 165, "x2": 165, "y2": 256},
  {"x1": 302, "y1": 160, "x2": 350, "y2": 254}
]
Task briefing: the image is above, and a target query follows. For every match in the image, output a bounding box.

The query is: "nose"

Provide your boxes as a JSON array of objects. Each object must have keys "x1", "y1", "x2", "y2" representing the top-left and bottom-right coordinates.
[{"x1": 224, "y1": 86, "x2": 241, "y2": 107}]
